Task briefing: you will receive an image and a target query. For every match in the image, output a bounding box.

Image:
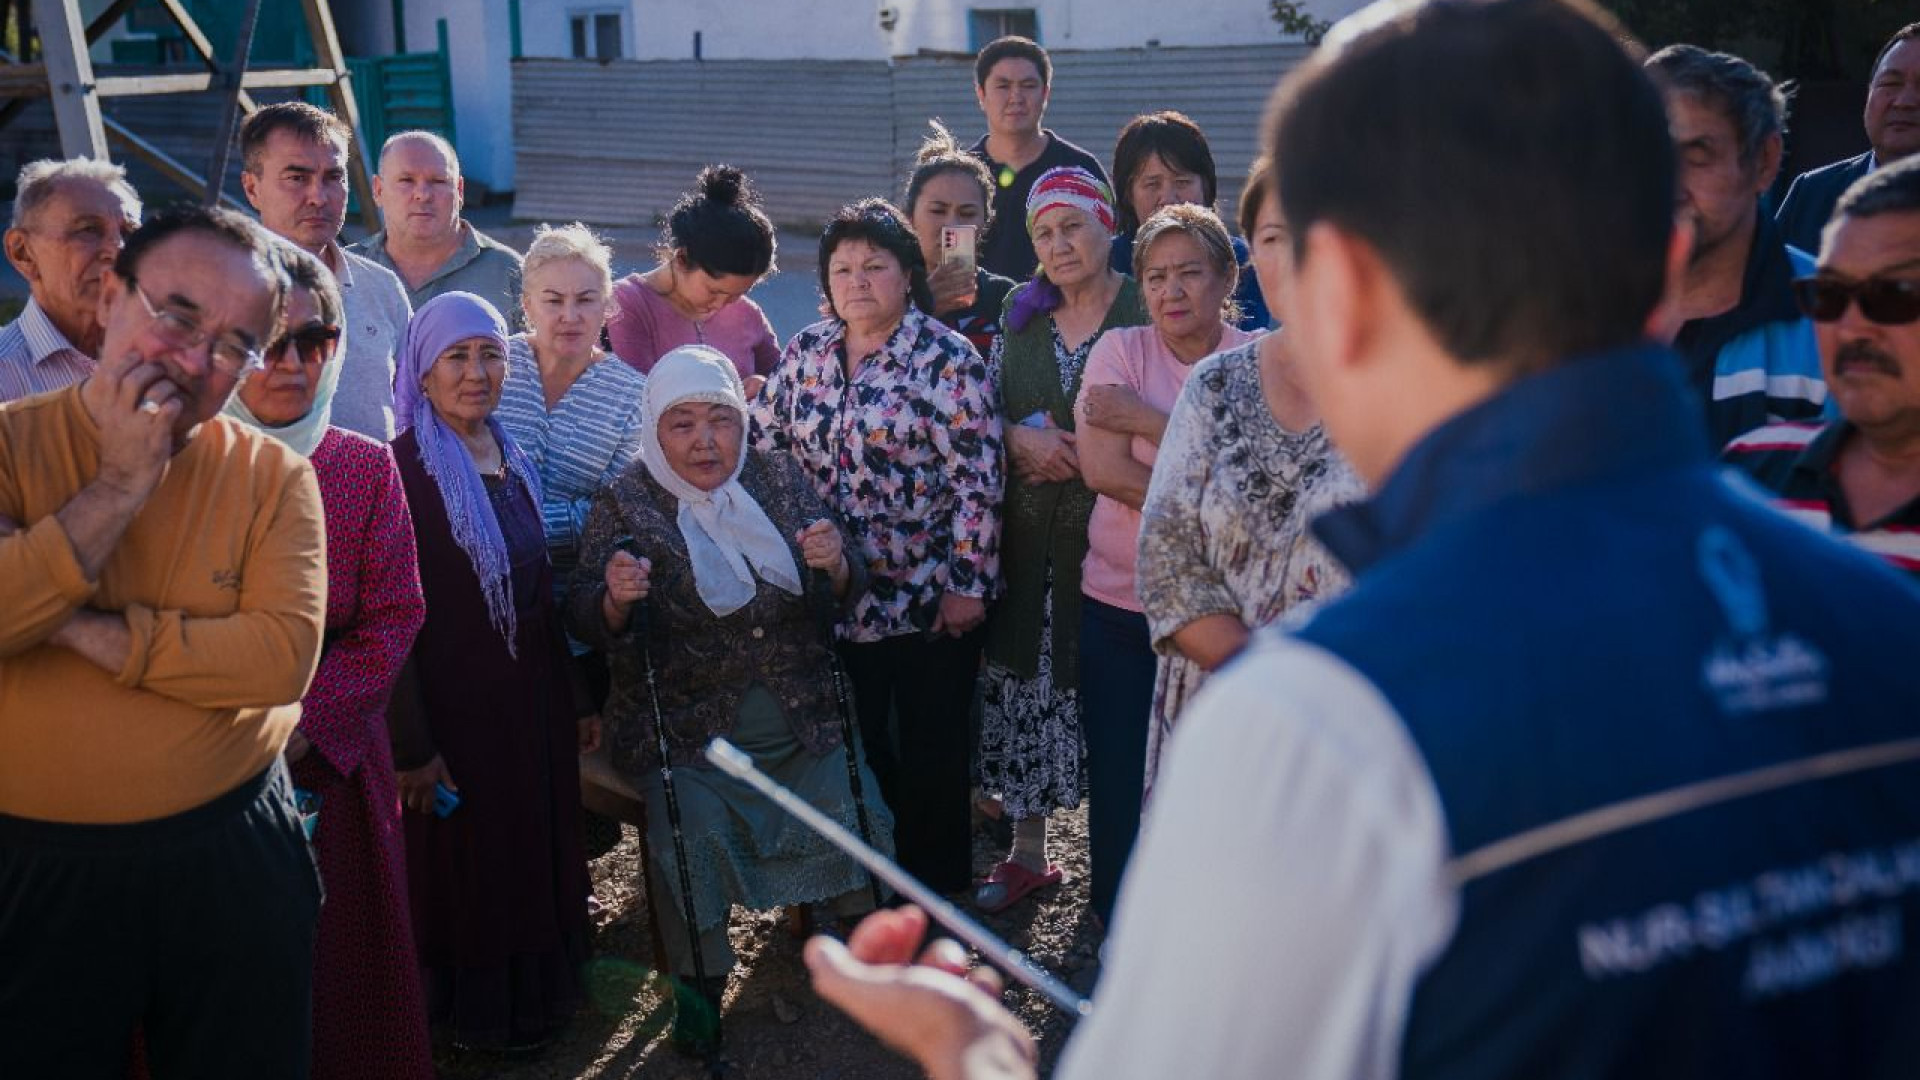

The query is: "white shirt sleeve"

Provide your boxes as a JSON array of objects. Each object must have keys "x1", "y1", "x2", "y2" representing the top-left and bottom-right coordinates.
[{"x1": 1056, "y1": 635, "x2": 1460, "y2": 1080}]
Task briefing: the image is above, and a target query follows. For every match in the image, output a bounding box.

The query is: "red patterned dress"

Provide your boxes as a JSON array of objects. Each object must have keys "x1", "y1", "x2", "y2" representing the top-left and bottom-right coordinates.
[{"x1": 292, "y1": 427, "x2": 433, "y2": 1079}]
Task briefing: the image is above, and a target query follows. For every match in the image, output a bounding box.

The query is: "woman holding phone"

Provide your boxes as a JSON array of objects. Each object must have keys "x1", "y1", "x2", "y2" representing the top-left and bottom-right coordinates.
[{"x1": 904, "y1": 122, "x2": 1017, "y2": 355}]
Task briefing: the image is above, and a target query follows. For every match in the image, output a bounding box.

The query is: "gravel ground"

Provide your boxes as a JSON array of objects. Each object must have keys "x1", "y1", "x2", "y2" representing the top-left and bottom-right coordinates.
[{"x1": 442, "y1": 803, "x2": 1099, "y2": 1079}]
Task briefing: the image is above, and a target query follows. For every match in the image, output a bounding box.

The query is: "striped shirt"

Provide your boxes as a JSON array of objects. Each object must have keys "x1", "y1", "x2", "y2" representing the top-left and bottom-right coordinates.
[
  {"x1": 1723, "y1": 420, "x2": 1920, "y2": 577},
  {"x1": 0, "y1": 297, "x2": 93, "y2": 403},
  {"x1": 495, "y1": 335, "x2": 647, "y2": 591}
]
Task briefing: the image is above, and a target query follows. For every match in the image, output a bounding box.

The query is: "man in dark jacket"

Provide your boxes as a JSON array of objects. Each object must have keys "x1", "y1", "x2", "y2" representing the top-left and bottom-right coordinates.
[{"x1": 1776, "y1": 22, "x2": 1920, "y2": 254}]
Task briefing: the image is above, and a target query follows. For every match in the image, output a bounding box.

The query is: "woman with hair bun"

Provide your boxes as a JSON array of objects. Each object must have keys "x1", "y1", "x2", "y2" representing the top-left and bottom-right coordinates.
[{"x1": 609, "y1": 165, "x2": 782, "y2": 393}]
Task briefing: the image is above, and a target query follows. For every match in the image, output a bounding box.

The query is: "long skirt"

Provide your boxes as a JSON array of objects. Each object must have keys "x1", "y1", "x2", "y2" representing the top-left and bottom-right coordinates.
[
  {"x1": 978, "y1": 569, "x2": 1086, "y2": 820},
  {"x1": 637, "y1": 685, "x2": 892, "y2": 973}
]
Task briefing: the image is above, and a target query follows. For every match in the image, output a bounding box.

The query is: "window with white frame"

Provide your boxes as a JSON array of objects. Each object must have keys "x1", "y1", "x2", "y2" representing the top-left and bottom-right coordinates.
[
  {"x1": 569, "y1": 8, "x2": 625, "y2": 60},
  {"x1": 969, "y1": 8, "x2": 1039, "y2": 48}
]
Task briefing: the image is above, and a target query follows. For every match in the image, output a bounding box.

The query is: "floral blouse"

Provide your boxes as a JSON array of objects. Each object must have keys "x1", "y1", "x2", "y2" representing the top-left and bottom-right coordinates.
[
  {"x1": 1135, "y1": 338, "x2": 1365, "y2": 799},
  {"x1": 750, "y1": 305, "x2": 1004, "y2": 643}
]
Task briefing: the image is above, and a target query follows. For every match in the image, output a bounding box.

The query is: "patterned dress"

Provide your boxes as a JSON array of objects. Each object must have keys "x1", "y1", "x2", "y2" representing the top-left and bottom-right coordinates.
[
  {"x1": 749, "y1": 305, "x2": 1004, "y2": 642},
  {"x1": 1136, "y1": 339, "x2": 1365, "y2": 801},
  {"x1": 292, "y1": 427, "x2": 433, "y2": 1080},
  {"x1": 976, "y1": 325, "x2": 1096, "y2": 819}
]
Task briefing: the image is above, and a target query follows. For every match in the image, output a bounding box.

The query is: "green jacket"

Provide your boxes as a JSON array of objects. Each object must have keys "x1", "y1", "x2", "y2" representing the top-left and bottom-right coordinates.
[{"x1": 984, "y1": 277, "x2": 1148, "y2": 682}]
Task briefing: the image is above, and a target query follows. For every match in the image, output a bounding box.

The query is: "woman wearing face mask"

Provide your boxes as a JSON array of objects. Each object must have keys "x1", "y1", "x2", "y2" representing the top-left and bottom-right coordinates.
[
  {"x1": 1107, "y1": 111, "x2": 1271, "y2": 331},
  {"x1": 608, "y1": 166, "x2": 782, "y2": 396}
]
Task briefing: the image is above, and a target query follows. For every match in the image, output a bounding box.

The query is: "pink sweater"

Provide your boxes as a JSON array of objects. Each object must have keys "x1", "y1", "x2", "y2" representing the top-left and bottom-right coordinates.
[
  {"x1": 1075, "y1": 323, "x2": 1259, "y2": 612},
  {"x1": 607, "y1": 274, "x2": 782, "y2": 379}
]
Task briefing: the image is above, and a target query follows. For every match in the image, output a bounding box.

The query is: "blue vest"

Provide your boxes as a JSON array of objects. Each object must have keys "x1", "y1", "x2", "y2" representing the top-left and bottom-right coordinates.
[{"x1": 1302, "y1": 346, "x2": 1920, "y2": 1079}]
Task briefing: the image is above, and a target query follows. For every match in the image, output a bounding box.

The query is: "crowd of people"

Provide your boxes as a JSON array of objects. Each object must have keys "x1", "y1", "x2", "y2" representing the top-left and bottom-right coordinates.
[{"x1": 1, "y1": 4, "x2": 1918, "y2": 1078}]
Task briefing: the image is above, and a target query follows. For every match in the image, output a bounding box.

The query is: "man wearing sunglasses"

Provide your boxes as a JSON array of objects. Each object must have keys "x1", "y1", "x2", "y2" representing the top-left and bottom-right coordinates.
[
  {"x1": 0, "y1": 206, "x2": 328, "y2": 1077},
  {"x1": 1648, "y1": 46, "x2": 1830, "y2": 450},
  {"x1": 1726, "y1": 156, "x2": 1920, "y2": 579}
]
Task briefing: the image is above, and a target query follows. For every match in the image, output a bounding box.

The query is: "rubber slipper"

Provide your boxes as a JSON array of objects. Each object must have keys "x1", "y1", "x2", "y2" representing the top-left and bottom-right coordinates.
[{"x1": 973, "y1": 860, "x2": 1063, "y2": 914}]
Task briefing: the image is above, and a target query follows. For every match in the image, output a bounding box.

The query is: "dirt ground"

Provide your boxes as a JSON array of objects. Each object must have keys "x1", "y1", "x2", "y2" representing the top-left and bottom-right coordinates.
[{"x1": 440, "y1": 805, "x2": 1100, "y2": 1079}]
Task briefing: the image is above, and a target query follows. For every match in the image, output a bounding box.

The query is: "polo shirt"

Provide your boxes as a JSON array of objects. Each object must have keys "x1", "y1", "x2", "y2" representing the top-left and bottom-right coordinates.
[
  {"x1": 0, "y1": 297, "x2": 94, "y2": 403},
  {"x1": 970, "y1": 130, "x2": 1109, "y2": 282},
  {"x1": 350, "y1": 220, "x2": 522, "y2": 330},
  {"x1": 1723, "y1": 419, "x2": 1920, "y2": 578}
]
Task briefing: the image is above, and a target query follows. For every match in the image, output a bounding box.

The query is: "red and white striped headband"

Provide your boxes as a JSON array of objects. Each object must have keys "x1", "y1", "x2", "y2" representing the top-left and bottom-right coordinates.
[{"x1": 1025, "y1": 167, "x2": 1116, "y2": 234}]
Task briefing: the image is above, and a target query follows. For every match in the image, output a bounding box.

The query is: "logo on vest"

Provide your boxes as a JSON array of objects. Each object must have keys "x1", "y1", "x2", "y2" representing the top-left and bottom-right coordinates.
[{"x1": 1696, "y1": 527, "x2": 1829, "y2": 715}]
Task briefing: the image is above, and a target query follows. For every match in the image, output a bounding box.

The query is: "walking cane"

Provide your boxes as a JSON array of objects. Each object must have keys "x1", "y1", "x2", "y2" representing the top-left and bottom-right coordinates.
[
  {"x1": 619, "y1": 537, "x2": 723, "y2": 1066},
  {"x1": 812, "y1": 566, "x2": 886, "y2": 911}
]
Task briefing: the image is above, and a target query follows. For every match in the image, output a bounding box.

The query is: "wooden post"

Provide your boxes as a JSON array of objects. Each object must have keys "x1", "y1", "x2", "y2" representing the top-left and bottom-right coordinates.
[
  {"x1": 205, "y1": 0, "x2": 263, "y2": 206},
  {"x1": 31, "y1": 0, "x2": 107, "y2": 158},
  {"x1": 300, "y1": 0, "x2": 381, "y2": 231}
]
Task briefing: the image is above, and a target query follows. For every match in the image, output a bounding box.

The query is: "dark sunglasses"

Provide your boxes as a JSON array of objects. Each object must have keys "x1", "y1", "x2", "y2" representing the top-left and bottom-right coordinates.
[
  {"x1": 267, "y1": 324, "x2": 343, "y2": 366},
  {"x1": 1791, "y1": 275, "x2": 1920, "y2": 326}
]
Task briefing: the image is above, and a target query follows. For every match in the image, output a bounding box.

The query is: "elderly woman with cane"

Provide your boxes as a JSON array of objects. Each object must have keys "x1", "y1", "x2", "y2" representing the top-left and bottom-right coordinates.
[{"x1": 567, "y1": 344, "x2": 891, "y2": 1054}]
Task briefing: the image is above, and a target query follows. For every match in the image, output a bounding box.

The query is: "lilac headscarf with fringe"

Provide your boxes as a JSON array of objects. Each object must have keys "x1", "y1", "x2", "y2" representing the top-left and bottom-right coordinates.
[{"x1": 395, "y1": 292, "x2": 544, "y2": 654}]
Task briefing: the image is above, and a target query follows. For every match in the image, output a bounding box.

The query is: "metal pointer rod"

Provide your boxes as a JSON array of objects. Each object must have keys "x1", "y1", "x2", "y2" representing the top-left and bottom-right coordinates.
[{"x1": 703, "y1": 737, "x2": 1092, "y2": 1018}]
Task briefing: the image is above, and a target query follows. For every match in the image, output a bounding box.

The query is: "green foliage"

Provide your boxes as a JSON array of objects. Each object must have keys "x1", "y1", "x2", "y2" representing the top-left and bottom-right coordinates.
[{"x1": 1269, "y1": 0, "x2": 1333, "y2": 46}]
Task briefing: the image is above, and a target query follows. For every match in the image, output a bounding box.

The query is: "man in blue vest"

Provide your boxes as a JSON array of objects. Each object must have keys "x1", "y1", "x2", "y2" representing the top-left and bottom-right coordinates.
[
  {"x1": 1776, "y1": 23, "x2": 1920, "y2": 256},
  {"x1": 802, "y1": 1, "x2": 1920, "y2": 1077}
]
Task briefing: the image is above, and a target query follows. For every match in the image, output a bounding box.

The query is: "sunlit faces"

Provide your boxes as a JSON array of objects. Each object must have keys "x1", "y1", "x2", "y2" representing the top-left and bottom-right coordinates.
[
  {"x1": 1029, "y1": 204, "x2": 1110, "y2": 290},
  {"x1": 657, "y1": 400, "x2": 744, "y2": 492},
  {"x1": 373, "y1": 136, "x2": 463, "y2": 247},
  {"x1": 3, "y1": 178, "x2": 138, "y2": 348},
  {"x1": 1667, "y1": 92, "x2": 1777, "y2": 264},
  {"x1": 1139, "y1": 230, "x2": 1233, "y2": 342},
  {"x1": 910, "y1": 170, "x2": 988, "y2": 268},
  {"x1": 421, "y1": 336, "x2": 507, "y2": 429},
  {"x1": 1247, "y1": 192, "x2": 1296, "y2": 319},
  {"x1": 826, "y1": 238, "x2": 911, "y2": 329},
  {"x1": 1867, "y1": 38, "x2": 1920, "y2": 164},
  {"x1": 242, "y1": 129, "x2": 350, "y2": 253},
  {"x1": 238, "y1": 286, "x2": 335, "y2": 427},
  {"x1": 523, "y1": 257, "x2": 610, "y2": 363},
  {"x1": 669, "y1": 253, "x2": 758, "y2": 321},
  {"x1": 1811, "y1": 209, "x2": 1920, "y2": 432},
  {"x1": 1127, "y1": 154, "x2": 1208, "y2": 227},
  {"x1": 98, "y1": 230, "x2": 279, "y2": 442},
  {"x1": 976, "y1": 57, "x2": 1047, "y2": 140}
]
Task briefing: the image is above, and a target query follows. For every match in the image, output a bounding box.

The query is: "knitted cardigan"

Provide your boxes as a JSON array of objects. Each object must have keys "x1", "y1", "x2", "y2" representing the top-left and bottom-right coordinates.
[{"x1": 984, "y1": 276, "x2": 1148, "y2": 682}]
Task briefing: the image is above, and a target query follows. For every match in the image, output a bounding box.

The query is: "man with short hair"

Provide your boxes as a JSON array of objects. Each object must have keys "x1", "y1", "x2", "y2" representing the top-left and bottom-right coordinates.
[
  {"x1": 1649, "y1": 44, "x2": 1828, "y2": 448},
  {"x1": 804, "y1": 1, "x2": 1920, "y2": 1077},
  {"x1": 1727, "y1": 155, "x2": 1920, "y2": 578},
  {"x1": 349, "y1": 129, "x2": 523, "y2": 326},
  {"x1": 968, "y1": 35, "x2": 1108, "y2": 281},
  {"x1": 0, "y1": 158, "x2": 141, "y2": 401},
  {"x1": 1776, "y1": 23, "x2": 1920, "y2": 255},
  {"x1": 241, "y1": 100, "x2": 411, "y2": 439},
  {"x1": 0, "y1": 205, "x2": 327, "y2": 1078}
]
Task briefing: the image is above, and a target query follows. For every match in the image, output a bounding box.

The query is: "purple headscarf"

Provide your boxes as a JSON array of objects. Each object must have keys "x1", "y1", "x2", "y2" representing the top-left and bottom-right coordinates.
[{"x1": 396, "y1": 292, "x2": 543, "y2": 653}]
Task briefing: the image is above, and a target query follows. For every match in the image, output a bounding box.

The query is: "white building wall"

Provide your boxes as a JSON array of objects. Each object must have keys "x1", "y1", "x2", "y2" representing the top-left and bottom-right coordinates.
[{"x1": 404, "y1": 0, "x2": 518, "y2": 191}]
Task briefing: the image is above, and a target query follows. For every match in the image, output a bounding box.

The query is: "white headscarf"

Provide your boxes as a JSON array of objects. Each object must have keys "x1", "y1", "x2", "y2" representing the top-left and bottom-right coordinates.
[
  {"x1": 641, "y1": 345, "x2": 802, "y2": 616},
  {"x1": 220, "y1": 323, "x2": 347, "y2": 458}
]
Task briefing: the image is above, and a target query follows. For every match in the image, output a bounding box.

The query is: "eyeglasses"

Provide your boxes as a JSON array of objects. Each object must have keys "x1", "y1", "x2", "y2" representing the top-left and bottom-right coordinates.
[
  {"x1": 1791, "y1": 275, "x2": 1920, "y2": 326},
  {"x1": 267, "y1": 324, "x2": 342, "y2": 368},
  {"x1": 128, "y1": 280, "x2": 265, "y2": 376}
]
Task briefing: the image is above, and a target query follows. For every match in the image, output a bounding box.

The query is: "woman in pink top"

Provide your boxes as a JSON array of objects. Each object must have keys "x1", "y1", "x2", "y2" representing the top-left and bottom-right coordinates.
[
  {"x1": 608, "y1": 166, "x2": 782, "y2": 394},
  {"x1": 1073, "y1": 204, "x2": 1257, "y2": 926}
]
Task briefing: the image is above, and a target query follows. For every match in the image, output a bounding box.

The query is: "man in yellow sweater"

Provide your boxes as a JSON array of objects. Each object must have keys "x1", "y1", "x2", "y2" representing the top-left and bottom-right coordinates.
[{"x1": 0, "y1": 205, "x2": 327, "y2": 1078}]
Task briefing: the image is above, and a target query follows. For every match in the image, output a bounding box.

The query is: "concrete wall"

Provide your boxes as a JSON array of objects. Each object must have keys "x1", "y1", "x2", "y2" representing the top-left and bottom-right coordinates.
[{"x1": 403, "y1": 0, "x2": 517, "y2": 190}]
